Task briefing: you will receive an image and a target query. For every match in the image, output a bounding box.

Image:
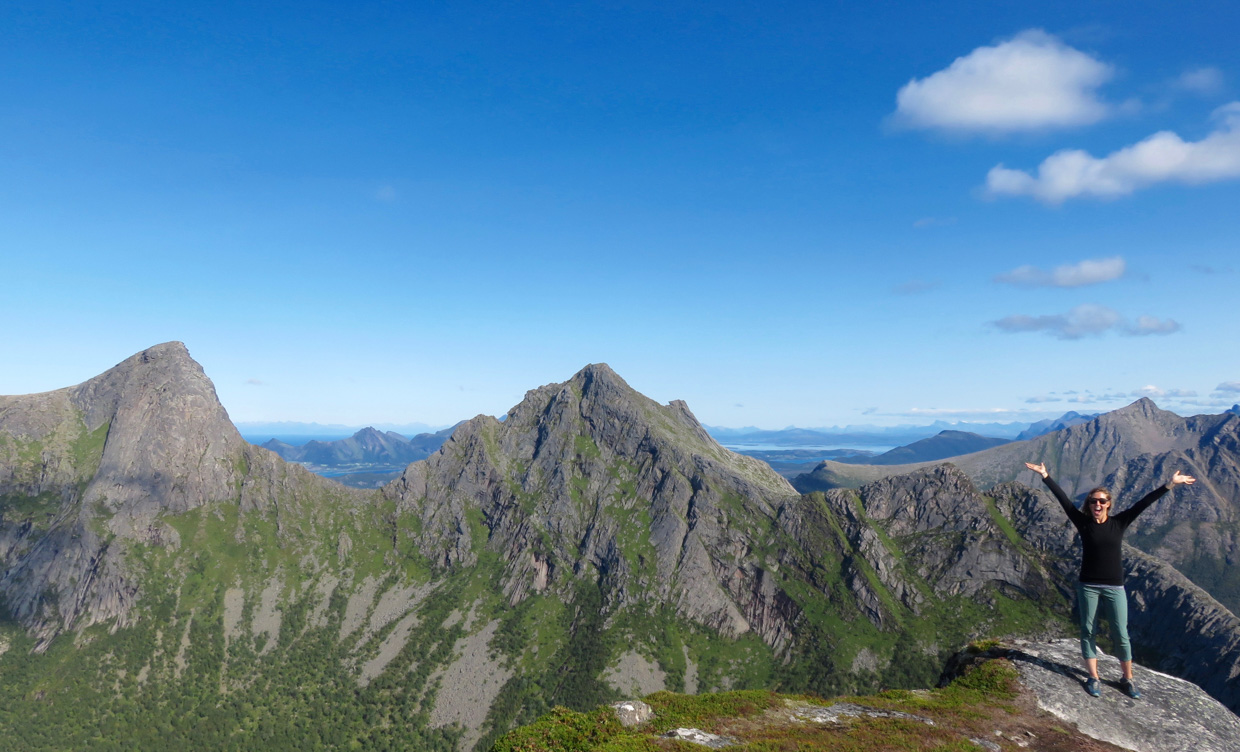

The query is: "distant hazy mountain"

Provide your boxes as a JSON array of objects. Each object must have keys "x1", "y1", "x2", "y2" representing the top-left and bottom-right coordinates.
[
  {"x1": 1229, "y1": 404, "x2": 1240, "y2": 416},
  {"x1": 237, "y1": 419, "x2": 446, "y2": 440},
  {"x1": 838, "y1": 430, "x2": 1011, "y2": 466},
  {"x1": 706, "y1": 420, "x2": 1032, "y2": 447},
  {"x1": 260, "y1": 425, "x2": 457, "y2": 468},
  {"x1": 1015, "y1": 411, "x2": 1099, "y2": 441}
]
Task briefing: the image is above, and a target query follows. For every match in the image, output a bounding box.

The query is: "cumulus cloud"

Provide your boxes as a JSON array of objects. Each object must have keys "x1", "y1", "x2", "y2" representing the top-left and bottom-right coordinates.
[
  {"x1": 893, "y1": 30, "x2": 1113, "y2": 134},
  {"x1": 1216, "y1": 382, "x2": 1240, "y2": 393},
  {"x1": 995, "y1": 256, "x2": 1125, "y2": 287},
  {"x1": 992, "y1": 304, "x2": 1181, "y2": 339},
  {"x1": 986, "y1": 102, "x2": 1240, "y2": 203}
]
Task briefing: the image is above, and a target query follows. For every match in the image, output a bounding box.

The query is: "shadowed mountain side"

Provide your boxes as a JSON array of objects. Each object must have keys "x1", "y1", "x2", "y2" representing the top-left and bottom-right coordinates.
[
  {"x1": 0, "y1": 343, "x2": 368, "y2": 646},
  {"x1": 837, "y1": 430, "x2": 1010, "y2": 466}
]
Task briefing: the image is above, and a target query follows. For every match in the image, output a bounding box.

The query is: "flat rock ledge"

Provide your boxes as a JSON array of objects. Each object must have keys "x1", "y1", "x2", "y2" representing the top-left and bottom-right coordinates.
[
  {"x1": 661, "y1": 728, "x2": 737, "y2": 748},
  {"x1": 784, "y1": 699, "x2": 935, "y2": 726},
  {"x1": 946, "y1": 638, "x2": 1240, "y2": 752}
]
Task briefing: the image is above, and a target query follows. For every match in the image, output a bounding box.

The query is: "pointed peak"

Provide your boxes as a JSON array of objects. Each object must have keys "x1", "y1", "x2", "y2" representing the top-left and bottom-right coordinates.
[
  {"x1": 571, "y1": 362, "x2": 627, "y2": 387},
  {"x1": 565, "y1": 363, "x2": 644, "y2": 404},
  {"x1": 1111, "y1": 397, "x2": 1170, "y2": 418}
]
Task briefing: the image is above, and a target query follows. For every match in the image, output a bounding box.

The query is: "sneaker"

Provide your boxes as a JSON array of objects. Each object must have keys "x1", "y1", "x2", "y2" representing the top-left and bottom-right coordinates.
[
  {"x1": 1085, "y1": 678, "x2": 1101, "y2": 697},
  {"x1": 1121, "y1": 679, "x2": 1141, "y2": 699}
]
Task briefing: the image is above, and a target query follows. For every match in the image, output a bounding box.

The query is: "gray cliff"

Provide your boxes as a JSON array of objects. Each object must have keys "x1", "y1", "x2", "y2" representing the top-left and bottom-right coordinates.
[
  {"x1": 383, "y1": 363, "x2": 804, "y2": 650},
  {"x1": 0, "y1": 342, "x2": 358, "y2": 646}
]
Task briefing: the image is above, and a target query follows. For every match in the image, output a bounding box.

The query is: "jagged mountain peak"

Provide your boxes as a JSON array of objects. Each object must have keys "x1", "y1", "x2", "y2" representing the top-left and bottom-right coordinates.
[
  {"x1": 386, "y1": 364, "x2": 798, "y2": 640},
  {"x1": 1104, "y1": 396, "x2": 1176, "y2": 422}
]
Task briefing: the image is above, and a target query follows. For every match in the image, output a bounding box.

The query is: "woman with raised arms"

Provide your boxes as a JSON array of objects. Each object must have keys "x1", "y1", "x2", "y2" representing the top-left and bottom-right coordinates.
[{"x1": 1025, "y1": 461, "x2": 1195, "y2": 699}]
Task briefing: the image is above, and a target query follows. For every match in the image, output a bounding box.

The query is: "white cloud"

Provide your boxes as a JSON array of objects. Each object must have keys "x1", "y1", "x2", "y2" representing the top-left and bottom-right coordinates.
[
  {"x1": 1176, "y1": 67, "x2": 1225, "y2": 96},
  {"x1": 992, "y1": 304, "x2": 1181, "y2": 339},
  {"x1": 995, "y1": 256, "x2": 1125, "y2": 287},
  {"x1": 1025, "y1": 395, "x2": 1063, "y2": 403},
  {"x1": 1216, "y1": 382, "x2": 1240, "y2": 393},
  {"x1": 244, "y1": 378, "x2": 265, "y2": 386},
  {"x1": 1132, "y1": 385, "x2": 1197, "y2": 398},
  {"x1": 986, "y1": 102, "x2": 1240, "y2": 203},
  {"x1": 1128, "y1": 315, "x2": 1182, "y2": 335},
  {"x1": 893, "y1": 30, "x2": 1113, "y2": 134}
]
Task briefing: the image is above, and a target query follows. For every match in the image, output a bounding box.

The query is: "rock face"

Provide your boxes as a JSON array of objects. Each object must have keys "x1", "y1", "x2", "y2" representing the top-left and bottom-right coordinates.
[
  {"x1": 944, "y1": 639, "x2": 1240, "y2": 752},
  {"x1": 384, "y1": 363, "x2": 803, "y2": 648},
  {"x1": 0, "y1": 343, "x2": 353, "y2": 646}
]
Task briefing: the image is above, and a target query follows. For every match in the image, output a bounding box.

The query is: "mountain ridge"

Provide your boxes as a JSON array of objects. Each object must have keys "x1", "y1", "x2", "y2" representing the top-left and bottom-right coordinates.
[{"x1": 2, "y1": 344, "x2": 1239, "y2": 751}]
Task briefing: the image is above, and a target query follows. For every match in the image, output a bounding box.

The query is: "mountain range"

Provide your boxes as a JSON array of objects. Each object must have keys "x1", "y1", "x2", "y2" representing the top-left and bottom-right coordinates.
[
  {"x1": 1, "y1": 342, "x2": 1238, "y2": 751},
  {"x1": 262, "y1": 425, "x2": 456, "y2": 471}
]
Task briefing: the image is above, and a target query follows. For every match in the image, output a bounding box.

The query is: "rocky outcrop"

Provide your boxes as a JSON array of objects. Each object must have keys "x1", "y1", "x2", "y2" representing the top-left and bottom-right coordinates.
[
  {"x1": 943, "y1": 639, "x2": 1240, "y2": 752},
  {"x1": 991, "y1": 480, "x2": 1240, "y2": 712},
  {"x1": 0, "y1": 343, "x2": 360, "y2": 646},
  {"x1": 384, "y1": 364, "x2": 803, "y2": 650}
]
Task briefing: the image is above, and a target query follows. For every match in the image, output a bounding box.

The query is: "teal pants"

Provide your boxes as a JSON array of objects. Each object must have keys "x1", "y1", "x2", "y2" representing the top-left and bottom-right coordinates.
[{"x1": 1077, "y1": 584, "x2": 1131, "y2": 661}]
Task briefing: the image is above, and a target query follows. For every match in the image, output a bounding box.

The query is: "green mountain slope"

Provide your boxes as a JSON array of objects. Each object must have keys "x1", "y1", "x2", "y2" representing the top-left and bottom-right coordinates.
[{"x1": 0, "y1": 344, "x2": 1236, "y2": 751}]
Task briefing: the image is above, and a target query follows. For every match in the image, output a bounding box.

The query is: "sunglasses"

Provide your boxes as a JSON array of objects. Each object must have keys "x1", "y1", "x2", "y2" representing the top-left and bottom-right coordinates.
[{"x1": 1088, "y1": 498, "x2": 1110, "y2": 505}]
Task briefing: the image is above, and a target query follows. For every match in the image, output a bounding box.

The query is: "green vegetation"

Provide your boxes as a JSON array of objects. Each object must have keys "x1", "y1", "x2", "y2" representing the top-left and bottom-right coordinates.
[{"x1": 491, "y1": 661, "x2": 1023, "y2": 752}]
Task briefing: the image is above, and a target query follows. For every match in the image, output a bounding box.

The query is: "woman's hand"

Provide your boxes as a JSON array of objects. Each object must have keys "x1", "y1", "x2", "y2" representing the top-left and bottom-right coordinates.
[
  {"x1": 1171, "y1": 470, "x2": 1196, "y2": 486},
  {"x1": 1025, "y1": 462, "x2": 1048, "y2": 478}
]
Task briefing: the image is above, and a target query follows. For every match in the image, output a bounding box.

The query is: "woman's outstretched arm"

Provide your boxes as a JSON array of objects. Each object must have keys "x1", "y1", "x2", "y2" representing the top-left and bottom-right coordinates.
[
  {"x1": 1025, "y1": 462, "x2": 1084, "y2": 522},
  {"x1": 1116, "y1": 470, "x2": 1196, "y2": 523}
]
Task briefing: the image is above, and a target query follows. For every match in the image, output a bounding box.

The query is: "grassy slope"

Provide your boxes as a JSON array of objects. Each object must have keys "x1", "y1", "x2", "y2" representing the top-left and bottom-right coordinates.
[
  {"x1": 490, "y1": 656, "x2": 1069, "y2": 752},
  {"x1": 0, "y1": 398, "x2": 1070, "y2": 751}
]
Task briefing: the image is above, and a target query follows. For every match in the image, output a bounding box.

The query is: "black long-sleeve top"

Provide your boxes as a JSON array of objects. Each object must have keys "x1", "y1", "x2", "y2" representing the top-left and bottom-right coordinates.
[{"x1": 1042, "y1": 475, "x2": 1171, "y2": 586}]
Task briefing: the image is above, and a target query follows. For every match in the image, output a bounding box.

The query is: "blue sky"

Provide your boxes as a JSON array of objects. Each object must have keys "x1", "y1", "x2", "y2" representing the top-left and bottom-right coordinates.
[{"x1": 2, "y1": 1, "x2": 1238, "y2": 428}]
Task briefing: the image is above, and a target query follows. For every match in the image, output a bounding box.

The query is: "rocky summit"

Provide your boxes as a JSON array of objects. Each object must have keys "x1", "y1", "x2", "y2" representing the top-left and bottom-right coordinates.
[{"x1": 0, "y1": 344, "x2": 1238, "y2": 751}]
